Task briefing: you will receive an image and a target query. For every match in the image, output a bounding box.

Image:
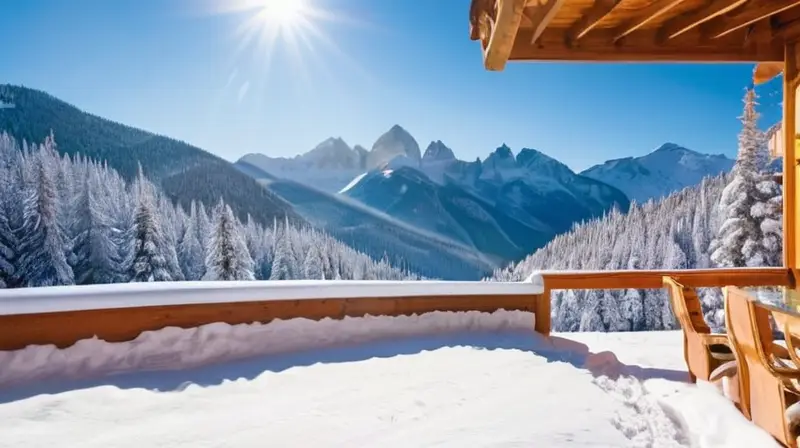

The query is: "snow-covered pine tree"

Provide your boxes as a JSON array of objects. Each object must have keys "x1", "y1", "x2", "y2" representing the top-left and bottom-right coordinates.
[
  {"x1": 270, "y1": 221, "x2": 294, "y2": 280},
  {"x1": 204, "y1": 199, "x2": 255, "y2": 281},
  {"x1": 0, "y1": 133, "x2": 22, "y2": 287},
  {"x1": 16, "y1": 148, "x2": 74, "y2": 287},
  {"x1": 710, "y1": 88, "x2": 768, "y2": 268},
  {"x1": 303, "y1": 243, "x2": 324, "y2": 280},
  {"x1": 127, "y1": 171, "x2": 173, "y2": 282},
  {"x1": 71, "y1": 172, "x2": 123, "y2": 284},
  {"x1": 177, "y1": 201, "x2": 205, "y2": 280}
]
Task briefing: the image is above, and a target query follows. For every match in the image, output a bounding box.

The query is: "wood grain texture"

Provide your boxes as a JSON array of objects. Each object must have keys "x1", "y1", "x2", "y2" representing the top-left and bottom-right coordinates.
[{"x1": 0, "y1": 293, "x2": 544, "y2": 351}]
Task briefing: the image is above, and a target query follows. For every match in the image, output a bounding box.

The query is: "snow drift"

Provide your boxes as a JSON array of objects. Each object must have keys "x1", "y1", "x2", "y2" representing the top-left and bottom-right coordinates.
[{"x1": 0, "y1": 310, "x2": 538, "y2": 388}]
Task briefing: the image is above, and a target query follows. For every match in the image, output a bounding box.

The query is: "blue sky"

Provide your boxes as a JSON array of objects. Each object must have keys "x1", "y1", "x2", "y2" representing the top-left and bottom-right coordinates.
[{"x1": 0, "y1": 0, "x2": 785, "y2": 171}]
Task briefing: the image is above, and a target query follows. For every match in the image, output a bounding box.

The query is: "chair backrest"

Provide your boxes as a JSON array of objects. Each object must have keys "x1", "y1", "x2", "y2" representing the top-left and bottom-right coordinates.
[
  {"x1": 724, "y1": 286, "x2": 753, "y2": 419},
  {"x1": 725, "y1": 286, "x2": 788, "y2": 440},
  {"x1": 663, "y1": 276, "x2": 711, "y2": 335}
]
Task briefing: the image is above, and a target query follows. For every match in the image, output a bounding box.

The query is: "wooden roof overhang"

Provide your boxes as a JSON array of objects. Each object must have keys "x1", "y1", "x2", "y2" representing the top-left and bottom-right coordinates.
[
  {"x1": 469, "y1": 0, "x2": 800, "y2": 70},
  {"x1": 468, "y1": 0, "x2": 800, "y2": 277}
]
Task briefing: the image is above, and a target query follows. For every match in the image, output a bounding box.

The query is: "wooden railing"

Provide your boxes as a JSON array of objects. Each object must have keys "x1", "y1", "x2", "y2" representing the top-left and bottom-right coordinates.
[
  {"x1": 537, "y1": 268, "x2": 791, "y2": 290},
  {"x1": 0, "y1": 268, "x2": 791, "y2": 352},
  {"x1": 0, "y1": 280, "x2": 547, "y2": 351}
]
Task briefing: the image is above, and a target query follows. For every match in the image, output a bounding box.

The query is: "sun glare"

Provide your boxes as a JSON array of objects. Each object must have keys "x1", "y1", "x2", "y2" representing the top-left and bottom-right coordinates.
[
  {"x1": 255, "y1": 0, "x2": 309, "y2": 29},
  {"x1": 201, "y1": 0, "x2": 374, "y2": 103}
]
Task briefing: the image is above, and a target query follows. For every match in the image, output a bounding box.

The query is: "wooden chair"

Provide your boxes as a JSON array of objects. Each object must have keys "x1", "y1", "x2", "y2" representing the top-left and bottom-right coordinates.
[
  {"x1": 663, "y1": 277, "x2": 735, "y2": 384},
  {"x1": 725, "y1": 286, "x2": 800, "y2": 447}
]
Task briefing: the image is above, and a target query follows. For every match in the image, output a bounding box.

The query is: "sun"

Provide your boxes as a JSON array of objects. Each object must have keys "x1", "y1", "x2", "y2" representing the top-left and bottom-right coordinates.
[
  {"x1": 199, "y1": 0, "x2": 374, "y2": 103},
  {"x1": 255, "y1": 0, "x2": 309, "y2": 29}
]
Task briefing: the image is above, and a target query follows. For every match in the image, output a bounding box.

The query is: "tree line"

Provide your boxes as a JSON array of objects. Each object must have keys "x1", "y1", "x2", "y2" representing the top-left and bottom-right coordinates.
[{"x1": 0, "y1": 132, "x2": 417, "y2": 288}]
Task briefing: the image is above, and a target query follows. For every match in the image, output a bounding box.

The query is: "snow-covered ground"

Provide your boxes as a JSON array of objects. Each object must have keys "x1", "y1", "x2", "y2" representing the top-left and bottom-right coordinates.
[{"x1": 0, "y1": 310, "x2": 778, "y2": 447}]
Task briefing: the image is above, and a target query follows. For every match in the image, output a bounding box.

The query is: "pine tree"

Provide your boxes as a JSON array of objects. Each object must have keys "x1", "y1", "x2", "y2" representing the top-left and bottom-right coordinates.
[
  {"x1": 178, "y1": 202, "x2": 205, "y2": 280},
  {"x1": 710, "y1": 88, "x2": 767, "y2": 268},
  {"x1": 303, "y1": 244, "x2": 324, "y2": 280},
  {"x1": 127, "y1": 174, "x2": 173, "y2": 282},
  {"x1": 204, "y1": 200, "x2": 255, "y2": 281},
  {"x1": 16, "y1": 151, "x2": 74, "y2": 287},
  {"x1": 71, "y1": 174, "x2": 122, "y2": 284}
]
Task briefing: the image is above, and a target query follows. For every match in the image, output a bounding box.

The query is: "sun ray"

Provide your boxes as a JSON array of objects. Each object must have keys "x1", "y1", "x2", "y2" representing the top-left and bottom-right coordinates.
[{"x1": 193, "y1": 0, "x2": 377, "y2": 106}]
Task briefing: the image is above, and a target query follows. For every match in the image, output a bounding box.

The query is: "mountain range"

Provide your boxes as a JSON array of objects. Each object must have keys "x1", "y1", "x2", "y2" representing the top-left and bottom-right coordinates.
[
  {"x1": 0, "y1": 85, "x2": 736, "y2": 279},
  {"x1": 239, "y1": 126, "x2": 734, "y2": 269}
]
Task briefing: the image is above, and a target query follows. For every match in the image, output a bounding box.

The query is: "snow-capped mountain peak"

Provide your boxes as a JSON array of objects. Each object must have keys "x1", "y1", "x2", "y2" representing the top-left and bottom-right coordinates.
[
  {"x1": 300, "y1": 137, "x2": 362, "y2": 170},
  {"x1": 581, "y1": 143, "x2": 734, "y2": 203},
  {"x1": 422, "y1": 140, "x2": 456, "y2": 162},
  {"x1": 368, "y1": 124, "x2": 421, "y2": 169}
]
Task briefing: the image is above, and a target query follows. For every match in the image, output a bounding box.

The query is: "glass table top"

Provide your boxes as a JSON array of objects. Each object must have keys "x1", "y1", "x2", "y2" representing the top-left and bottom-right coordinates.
[{"x1": 744, "y1": 286, "x2": 800, "y2": 317}]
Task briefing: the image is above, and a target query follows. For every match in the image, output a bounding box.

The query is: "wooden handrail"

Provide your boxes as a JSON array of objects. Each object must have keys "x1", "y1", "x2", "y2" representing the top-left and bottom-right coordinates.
[
  {"x1": 0, "y1": 281, "x2": 549, "y2": 351},
  {"x1": 0, "y1": 268, "x2": 791, "y2": 352},
  {"x1": 538, "y1": 268, "x2": 791, "y2": 291}
]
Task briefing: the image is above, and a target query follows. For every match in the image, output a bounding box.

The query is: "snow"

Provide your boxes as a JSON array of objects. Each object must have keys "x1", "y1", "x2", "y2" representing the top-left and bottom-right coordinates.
[
  {"x1": 0, "y1": 278, "x2": 544, "y2": 315},
  {"x1": 0, "y1": 310, "x2": 779, "y2": 447},
  {"x1": 338, "y1": 171, "x2": 368, "y2": 193},
  {"x1": 580, "y1": 143, "x2": 733, "y2": 204}
]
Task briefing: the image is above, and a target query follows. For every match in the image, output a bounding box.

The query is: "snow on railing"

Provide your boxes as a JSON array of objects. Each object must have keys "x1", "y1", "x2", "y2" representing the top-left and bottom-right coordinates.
[
  {"x1": 0, "y1": 278, "x2": 550, "y2": 351},
  {"x1": 0, "y1": 279, "x2": 545, "y2": 316}
]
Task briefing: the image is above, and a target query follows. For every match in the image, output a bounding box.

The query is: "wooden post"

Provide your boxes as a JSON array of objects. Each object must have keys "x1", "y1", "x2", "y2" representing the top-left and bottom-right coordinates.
[
  {"x1": 784, "y1": 42, "x2": 800, "y2": 288},
  {"x1": 534, "y1": 288, "x2": 551, "y2": 336}
]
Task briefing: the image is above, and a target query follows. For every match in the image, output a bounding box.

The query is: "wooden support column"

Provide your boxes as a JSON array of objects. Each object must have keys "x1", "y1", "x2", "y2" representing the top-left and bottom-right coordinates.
[
  {"x1": 784, "y1": 42, "x2": 800, "y2": 291},
  {"x1": 534, "y1": 287, "x2": 551, "y2": 336}
]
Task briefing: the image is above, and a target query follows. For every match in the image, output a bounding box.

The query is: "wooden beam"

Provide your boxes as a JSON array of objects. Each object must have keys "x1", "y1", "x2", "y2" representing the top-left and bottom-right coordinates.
[
  {"x1": 566, "y1": 0, "x2": 621, "y2": 42},
  {"x1": 705, "y1": 0, "x2": 800, "y2": 39},
  {"x1": 784, "y1": 43, "x2": 800, "y2": 274},
  {"x1": 539, "y1": 268, "x2": 791, "y2": 291},
  {"x1": 484, "y1": 0, "x2": 529, "y2": 71},
  {"x1": 523, "y1": 0, "x2": 566, "y2": 44},
  {"x1": 614, "y1": 0, "x2": 686, "y2": 42},
  {"x1": 774, "y1": 18, "x2": 800, "y2": 41},
  {"x1": 510, "y1": 27, "x2": 785, "y2": 62},
  {"x1": 0, "y1": 293, "x2": 545, "y2": 352},
  {"x1": 658, "y1": 0, "x2": 748, "y2": 41}
]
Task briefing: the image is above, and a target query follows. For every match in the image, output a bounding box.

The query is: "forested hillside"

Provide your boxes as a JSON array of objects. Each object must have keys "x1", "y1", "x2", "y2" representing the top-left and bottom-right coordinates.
[
  {"x1": 491, "y1": 89, "x2": 783, "y2": 333},
  {"x1": 0, "y1": 132, "x2": 415, "y2": 288},
  {"x1": 0, "y1": 85, "x2": 302, "y2": 227},
  {"x1": 491, "y1": 175, "x2": 728, "y2": 331}
]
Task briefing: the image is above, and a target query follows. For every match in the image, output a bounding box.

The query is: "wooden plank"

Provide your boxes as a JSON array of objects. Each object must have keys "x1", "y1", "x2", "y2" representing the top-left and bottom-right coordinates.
[
  {"x1": 657, "y1": 0, "x2": 748, "y2": 41},
  {"x1": 539, "y1": 268, "x2": 791, "y2": 290},
  {"x1": 484, "y1": 0, "x2": 529, "y2": 71},
  {"x1": 705, "y1": 0, "x2": 800, "y2": 39},
  {"x1": 523, "y1": 0, "x2": 567, "y2": 44},
  {"x1": 785, "y1": 43, "x2": 799, "y2": 277},
  {"x1": 614, "y1": 0, "x2": 686, "y2": 42},
  {"x1": 0, "y1": 294, "x2": 541, "y2": 351},
  {"x1": 510, "y1": 27, "x2": 784, "y2": 62},
  {"x1": 566, "y1": 0, "x2": 621, "y2": 42}
]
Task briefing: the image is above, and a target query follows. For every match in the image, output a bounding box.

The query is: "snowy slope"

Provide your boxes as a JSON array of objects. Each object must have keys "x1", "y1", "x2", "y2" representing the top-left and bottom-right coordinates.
[
  {"x1": 0, "y1": 310, "x2": 775, "y2": 447},
  {"x1": 580, "y1": 143, "x2": 734, "y2": 203},
  {"x1": 233, "y1": 164, "x2": 498, "y2": 279},
  {"x1": 341, "y1": 165, "x2": 554, "y2": 262}
]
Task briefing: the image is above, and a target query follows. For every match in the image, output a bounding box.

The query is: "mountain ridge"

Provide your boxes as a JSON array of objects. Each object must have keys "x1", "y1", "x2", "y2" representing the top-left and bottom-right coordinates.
[
  {"x1": 580, "y1": 142, "x2": 734, "y2": 203},
  {"x1": 0, "y1": 84, "x2": 304, "y2": 227}
]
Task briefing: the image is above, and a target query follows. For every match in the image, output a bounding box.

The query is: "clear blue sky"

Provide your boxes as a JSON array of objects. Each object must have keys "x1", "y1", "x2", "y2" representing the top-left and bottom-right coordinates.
[{"x1": 0, "y1": 0, "x2": 785, "y2": 171}]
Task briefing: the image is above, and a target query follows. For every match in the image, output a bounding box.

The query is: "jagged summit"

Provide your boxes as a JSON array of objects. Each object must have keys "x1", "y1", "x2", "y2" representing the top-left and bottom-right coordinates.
[
  {"x1": 422, "y1": 140, "x2": 456, "y2": 162},
  {"x1": 368, "y1": 124, "x2": 421, "y2": 169},
  {"x1": 493, "y1": 144, "x2": 514, "y2": 158}
]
